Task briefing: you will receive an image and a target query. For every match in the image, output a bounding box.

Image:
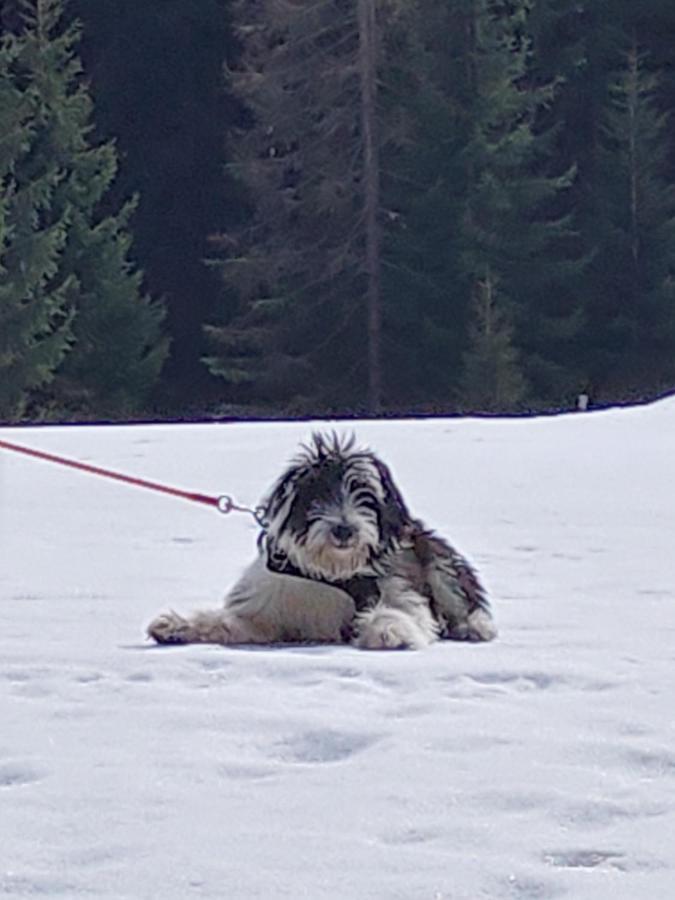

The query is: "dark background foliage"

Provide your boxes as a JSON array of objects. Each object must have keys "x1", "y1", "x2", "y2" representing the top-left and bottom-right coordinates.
[{"x1": 2, "y1": 0, "x2": 675, "y2": 422}]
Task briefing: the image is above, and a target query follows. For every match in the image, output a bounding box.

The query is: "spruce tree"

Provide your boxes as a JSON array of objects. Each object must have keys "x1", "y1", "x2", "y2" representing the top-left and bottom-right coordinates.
[
  {"x1": 376, "y1": 2, "x2": 472, "y2": 409},
  {"x1": 582, "y1": 41, "x2": 675, "y2": 398},
  {"x1": 0, "y1": 30, "x2": 74, "y2": 420},
  {"x1": 457, "y1": 0, "x2": 585, "y2": 408},
  {"x1": 459, "y1": 273, "x2": 527, "y2": 411},
  {"x1": 68, "y1": 0, "x2": 239, "y2": 406},
  {"x1": 378, "y1": 0, "x2": 583, "y2": 412},
  {"x1": 206, "y1": 0, "x2": 392, "y2": 413},
  {"x1": 12, "y1": 0, "x2": 168, "y2": 419}
]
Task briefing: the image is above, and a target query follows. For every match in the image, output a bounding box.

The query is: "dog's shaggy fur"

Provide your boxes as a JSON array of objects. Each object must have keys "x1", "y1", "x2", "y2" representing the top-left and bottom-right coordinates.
[{"x1": 147, "y1": 433, "x2": 496, "y2": 650}]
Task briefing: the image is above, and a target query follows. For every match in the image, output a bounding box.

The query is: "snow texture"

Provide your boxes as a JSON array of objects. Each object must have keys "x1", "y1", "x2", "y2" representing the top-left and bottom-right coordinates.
[{"x1": 1, "y1": 402, "x2": 674, "y2": 899}]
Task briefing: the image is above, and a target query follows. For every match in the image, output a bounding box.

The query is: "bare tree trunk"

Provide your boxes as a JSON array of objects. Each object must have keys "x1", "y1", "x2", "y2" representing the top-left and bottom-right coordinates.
[{"x1": 357, "y1": 0, "x2": 382, "y2": 413}]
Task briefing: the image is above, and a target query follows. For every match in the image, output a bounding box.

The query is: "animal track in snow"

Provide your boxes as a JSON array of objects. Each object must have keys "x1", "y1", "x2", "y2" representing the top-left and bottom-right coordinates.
[
  {"x1": 0, "y1": 760, "x2": 45, "y2": 788},
  {"x1": 273, "y1": 728, "x2": 380, "y2": 765},
  {"x1": 447, "y1": 669, "x2": 618, "y2": 695},
  {"x1": 466, "y1": 670, "x2": 558, "y2": 691},
  {"x1": 72, "y1": 671, "x2": 103, "y2": 684},
  {"x1": 561, "y1": 796, "x2": 667, "y2": 828},
  {"x1": 543, "y1": 849, "x2": 626, "y2": 870},
  {"x1": 2, "y1": 665, "x2": 52, "y2": 683},
  {"x1": 125, "y1": 671, "x2": 154, "y2": 683},
  {"x1": 379, "y1": 826, "x2": 441, "y2": 846},
  {"x1": 544, "y1": 846, "x2": 666, "y2": 873},
  {"x1": 217, "y1": 762, "x2": 277, "y2": 781},
  {"x1": 503, "y1": 873, "x2": 564, "y2": 899},
  {"x1": 625, "y1": 747, "x2": 675, "y2": 778}
]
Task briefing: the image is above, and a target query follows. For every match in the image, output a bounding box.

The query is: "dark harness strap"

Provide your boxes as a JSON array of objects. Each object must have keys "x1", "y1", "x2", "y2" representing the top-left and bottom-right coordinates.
[{"x1": 265, "y1": 555, "x2": 380, "y2": 613}]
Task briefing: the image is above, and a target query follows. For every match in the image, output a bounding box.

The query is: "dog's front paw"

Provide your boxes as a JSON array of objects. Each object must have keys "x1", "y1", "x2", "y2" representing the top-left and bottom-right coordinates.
[
  {"x1": 446, "y1": 609, "x2": 498, "y2": 642},
  {"x1": 355, "y1": 623, "x2": 412, "y2": 650},
  {"x1": 147, "y1": 611, "x2": 191, "y2": 645},
  {"x1": 353, "y1": 610, "x2": 434, "y2": 651}
]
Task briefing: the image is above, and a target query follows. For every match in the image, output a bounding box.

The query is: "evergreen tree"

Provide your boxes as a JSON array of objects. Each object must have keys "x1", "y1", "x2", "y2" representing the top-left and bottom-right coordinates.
[
  {"x1": 207, "y1": 0, "x2": 396, "y2": 413},
  {"x1": 457, "y1": 0, "x2": 584, "y2": 408},
  {"x1": 0, "y1": 29, "x2": 74, "y2": 420},
  {"x1": 582, "y1": 40, "x2": 675, "y2": 399},
  {"x1": 377, "y1": 2, "x2": 473, "y2": 409},
  {"x1": 382, "y1": 0, "x2": 582, "y2": 411},
  {"x1": 459, "y1": 272, "x2": 527, "y2": 411},
  {"x1": 11, "y1": 0, "x2": 168, "y2": 419},
  {"x1": 69, "y1": 0, "x2": 238, "y2": 407}
]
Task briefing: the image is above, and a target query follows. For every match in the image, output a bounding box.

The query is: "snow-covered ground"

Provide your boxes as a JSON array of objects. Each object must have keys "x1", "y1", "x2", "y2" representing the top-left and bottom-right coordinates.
[{"x1": 1, "y1": 402, "x2": 674, "y2": 899}]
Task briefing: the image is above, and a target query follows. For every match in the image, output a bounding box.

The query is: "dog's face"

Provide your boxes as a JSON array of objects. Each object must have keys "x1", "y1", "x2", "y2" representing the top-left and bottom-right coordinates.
[{"x1": 261, "y1": 433, "x2": 410, "y2": 582}]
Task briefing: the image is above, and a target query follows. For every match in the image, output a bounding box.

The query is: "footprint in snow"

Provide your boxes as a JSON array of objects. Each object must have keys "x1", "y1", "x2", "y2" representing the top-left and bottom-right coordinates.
[
  {"x1": 625, "y1": 747, "x2": 675, "y2": 778},
  {"x1": 217, "y1": 762, "x2": 277, "y2": 781},
  {"x1": 544, "y1": 847, "x2": 666, "y2": 873},
  {"x1": 503, "y1": 873, "x2": 564, "y2": 899},
  {"x1": 457, "y1": 670, "x2": 617, "y2": 694},
  {"x1": 379, "y1": 826, "x2": 440, "y2": 846},
  {"x1": 0, "y1": 761, "x2": 45, "y2": 788},
  {"x1": 72, "y1": 671, "x2": 103, "y2": 684},
  {"x1": 125, "y1": 671, "x2": 154, "y2": 683},
  {"x1": 543, "y1": 849, "x2": 626, "y2": 870},
  {"x1": 274, "y1": 729, "x2": 380, "y2": 764}
]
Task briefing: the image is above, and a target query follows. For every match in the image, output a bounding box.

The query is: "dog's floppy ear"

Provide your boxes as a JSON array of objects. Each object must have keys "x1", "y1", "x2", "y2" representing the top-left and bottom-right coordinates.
[
  {"x1": 260, "y1": 464, "x2": 297, "y2": 524},
  {"x1": 373, "y1": 457, "x2": 411, "y2": 543},
  {"x1": 261, "y1": 532, "x2": 288, "y2": 570}
]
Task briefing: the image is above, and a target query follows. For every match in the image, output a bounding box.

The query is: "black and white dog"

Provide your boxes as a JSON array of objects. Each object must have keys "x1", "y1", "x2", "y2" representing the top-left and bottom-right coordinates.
[{"x1": 147, "y1": 433, "x2": 496, "y2": 650}]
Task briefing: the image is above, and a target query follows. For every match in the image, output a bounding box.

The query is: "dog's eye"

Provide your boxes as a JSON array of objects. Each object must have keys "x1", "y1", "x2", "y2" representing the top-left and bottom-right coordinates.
[
  {"x1": 349, "y1": 485, "x2": 378, "y2": 510},
  {"x1": 305, "y1": 503, "x2": 326, "y2": 523},
  {"x1": 346, "y1": 477, "x2": 370, "y2": 494}
]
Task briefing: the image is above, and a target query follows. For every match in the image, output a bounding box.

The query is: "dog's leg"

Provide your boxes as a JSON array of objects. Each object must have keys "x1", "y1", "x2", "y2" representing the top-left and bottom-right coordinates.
[
  {"x1": 413, "y1": 532, "x2": 497, "y2": 642},
  {"x1": 146, "y1": 557, "x2": 355, "y2": 646},
  {"x1": 445, "y1": 607, "x2": 498, "y2": 642},
  {"x1": 428, "y1": 559, "x2": 497, "y2": 642},
  {"x1": 353, "y1": 578, "x2": 440, "y2": 650},
  {"x1": 146, "y1": 609, "x2": 266, "y2": 646}
]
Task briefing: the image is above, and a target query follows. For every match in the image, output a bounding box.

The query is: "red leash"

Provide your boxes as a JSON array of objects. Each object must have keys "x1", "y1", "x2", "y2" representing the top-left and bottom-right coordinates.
[{"x1": 0, "y1": 437, "x2": 263, "y2": 522}]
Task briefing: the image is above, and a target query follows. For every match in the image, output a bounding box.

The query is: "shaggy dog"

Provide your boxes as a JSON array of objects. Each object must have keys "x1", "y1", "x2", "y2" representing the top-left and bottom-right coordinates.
[{"x1": 147, "y1": 433, "x2": 496, "y2": 650}]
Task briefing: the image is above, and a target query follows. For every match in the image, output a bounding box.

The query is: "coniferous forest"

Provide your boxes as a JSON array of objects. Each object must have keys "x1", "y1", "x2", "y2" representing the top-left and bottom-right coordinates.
[{"x1": 2, "y1": 0, "x2": 675, "y2": 422}]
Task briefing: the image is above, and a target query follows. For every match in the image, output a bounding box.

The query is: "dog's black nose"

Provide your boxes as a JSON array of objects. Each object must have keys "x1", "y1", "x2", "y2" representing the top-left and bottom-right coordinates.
[{"x1": 331, "y1": 523, "x2": 355, "y2": 543}]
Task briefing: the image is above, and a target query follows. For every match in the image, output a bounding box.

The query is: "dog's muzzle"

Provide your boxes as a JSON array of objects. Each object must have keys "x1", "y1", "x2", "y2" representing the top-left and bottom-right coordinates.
[{"x1": 330, "y1": 523, "x2": 356, "y2": 547}]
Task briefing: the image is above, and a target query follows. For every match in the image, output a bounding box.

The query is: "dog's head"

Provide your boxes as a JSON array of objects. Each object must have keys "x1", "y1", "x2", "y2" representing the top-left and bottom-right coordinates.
[{"x1": 260, "y1": 432, "x2": 411, "y2": 582}]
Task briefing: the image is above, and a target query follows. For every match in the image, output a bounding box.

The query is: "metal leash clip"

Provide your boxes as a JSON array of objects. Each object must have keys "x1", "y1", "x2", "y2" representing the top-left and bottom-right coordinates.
[{"x1": 217, "y1": 494, "x2": 267, "y2": 528}]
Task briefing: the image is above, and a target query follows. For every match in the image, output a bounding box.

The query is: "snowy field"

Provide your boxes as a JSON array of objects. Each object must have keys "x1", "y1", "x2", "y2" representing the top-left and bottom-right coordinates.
[{"x1": 1, "y1": 402, "x2": 675, "y2": 899}]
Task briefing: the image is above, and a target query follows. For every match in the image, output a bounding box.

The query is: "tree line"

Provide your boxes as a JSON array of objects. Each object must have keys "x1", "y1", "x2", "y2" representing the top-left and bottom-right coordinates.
[{"x1": 2, "y1": 0, "x2": 675, "y2": 422}]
